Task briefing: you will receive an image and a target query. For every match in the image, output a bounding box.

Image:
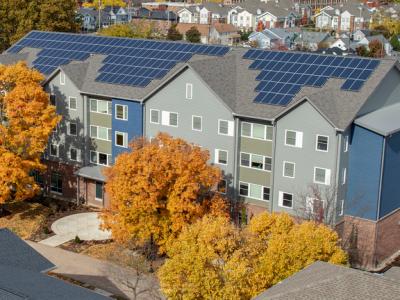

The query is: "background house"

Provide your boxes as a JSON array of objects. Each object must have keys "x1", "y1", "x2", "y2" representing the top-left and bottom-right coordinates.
[
  {"x1": 209, "y1": 23, "x2": 240, "y2": 45},
  {"x1": 248, "y1": 28, "x2": 295, "y2": 49}
]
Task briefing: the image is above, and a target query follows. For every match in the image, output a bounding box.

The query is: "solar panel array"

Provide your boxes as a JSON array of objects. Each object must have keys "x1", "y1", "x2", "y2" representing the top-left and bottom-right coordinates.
[
  {"x1": 8, "y1": 31, "x2": 230, "y2": 87},
  {"x1": 243, "y1": 49, "x2": 380, "y2": 106}
]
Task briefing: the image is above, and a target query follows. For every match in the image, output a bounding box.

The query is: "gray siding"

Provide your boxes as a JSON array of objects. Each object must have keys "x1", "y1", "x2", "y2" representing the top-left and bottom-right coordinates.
[
  {"x1": 272, "y1": 101, "x2": 338, "y2": 214},
  {"x1": 144, "y1": 68, "x2": 235, "y2": 197},
  {"x1": 45, "y1": 71, "x2": 84, "y2": 164}
]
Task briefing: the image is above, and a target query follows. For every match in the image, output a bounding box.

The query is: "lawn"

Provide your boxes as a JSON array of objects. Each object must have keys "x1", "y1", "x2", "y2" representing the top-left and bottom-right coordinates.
[{"x1": 0, "y1": 201, "x2": 51, "y2": 239}]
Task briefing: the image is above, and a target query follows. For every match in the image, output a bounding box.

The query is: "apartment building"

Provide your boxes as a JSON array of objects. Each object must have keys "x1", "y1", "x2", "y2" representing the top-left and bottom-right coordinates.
[{"x1": 2, "y1": 31, "x2": 400, "y2": 268}]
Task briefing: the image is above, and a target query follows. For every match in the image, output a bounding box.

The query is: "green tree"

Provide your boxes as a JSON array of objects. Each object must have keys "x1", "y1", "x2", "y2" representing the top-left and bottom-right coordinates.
[
  {"x1": 356, "y1": 45, "x2": 369, "y2": 57},
  {"x1": 185, "y1": 26, "x2": 201, "y2": 43},
  {"x1": 390, "y1": 35, "x2": 400, "y2": 51},
  {"x1": 37, "y1": 0, "x2": 80, "y2": 33},
  {"x1": 167, "y1": 23, "x2": 183, "y2": 41}
]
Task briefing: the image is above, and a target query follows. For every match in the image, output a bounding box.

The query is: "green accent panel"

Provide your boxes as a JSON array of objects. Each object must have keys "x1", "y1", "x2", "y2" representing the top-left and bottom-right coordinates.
[
  {"x1": 239, "y1": 196, "x2": 270, "y2": 209},
  {"x1": 90, "y1": 112, "x2": 112, "y2": 127},
  {"x1": 241, "y1": 137, "x2": 273, "y2": 156},
  {"x1": 91, "y1": 138, "x2": 111, "y2": 153},
  {"x1": 239, "y1": 167, "x2": 271, "y2": 186}
]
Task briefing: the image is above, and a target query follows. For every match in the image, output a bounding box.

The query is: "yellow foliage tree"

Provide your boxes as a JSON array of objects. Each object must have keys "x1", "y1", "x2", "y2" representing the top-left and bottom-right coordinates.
[
  {"x1": 158, "y1": 212, "x2": 348, "y2": 299},
  {"x1": 101, "y1": 133, "x2": 229, "y2": 253},
  {"x1": 0, "y1": 62, "x2": 60, "y2": 203},
  {"x1": 99, "y1": 23, "x2": 155, "y2": 39},
  {"x1": 82, "y1": 0, "x2": 126, "y2": 8}
]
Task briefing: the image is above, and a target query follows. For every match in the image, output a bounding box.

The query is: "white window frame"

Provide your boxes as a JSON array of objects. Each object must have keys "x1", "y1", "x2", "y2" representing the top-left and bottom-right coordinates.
[
  {"x1": 185, "y1": 83, "x2": 193, "y2": 100},
  {"x1": 342, "y1": 168, "x2": 346, "y2": 185},
  {"x1": 67, "y1": 122, "x2": 77, "y2": 136},
  {"x1": 283, "y1": 161, "x2": 296, "y2": 178},
  {"x1": 115, "y1": 131, "x2": 128, "y2": 148},
  {"x1": 90, "y1": 151, "x2": 111, "y2": 166},
  {"x1": 115, "y1": 104, "x2": 128, "y2": 121},
  {"x1": 49, "y1": 144, "x2": 59, "y2": 157},
  {"x1": 217, "y1": 179, "x2": 227, "y2": 194},
  {"x1": 161, "y1": 111, "x2": 179, "y2": 127},
  {"x1": 60, "y1": 72, "x2": 65, "y2": 85},
  {"x1": 215, "y1": 149, "x2": 228, "y2": 165},
  {"x1": 69, "y1": 147, "x2": 80, "y2": 162},
  {"x1": 192, "y1": 115, "x2": 202, "y2": 132},
  {"x1": 90, "y1": 99, "x2": 112, "y2": 115},
  {"x1": 150, "y1": 109, "x2": 160, "y2": 124},
  {"x1": 278, "y1": 191, "x2": 293, "y2": 209},
  {"x1": 90, "y1": 125, "x2": 111, "y2": 141},
  {"x1": 339, "y1": 199, "x2": 344, "y2": 216},
  {"x1": 285, "y1": 129, "x2": 303, "y2": 148},
  {"x1": 238, "y1": 181, "x2": 270, "y2": 201},
  {"x1": 314, "y1": 167, "x2": 331, "y2": 185},
  {"x1": 241, "y1": 122, "x2": 273, "y2": 141},
  {"x1": 316, "y1": 135, "x2": 329, "y2": 152},
  {"x1": 68, "y1": 97, "x2": 77, "y2": 110},
  {"x1": 240, "y1": 152, "x2": 271, "y2": 172},
  {"x1": 344, "y1": 135, "x2": 349, "y2": 152},
  {"x1": 218, "y1": 119, "x2": 234, "y2": 136},
  {"x1": 239, "y1": 181, "x2": 249, "y2": 197}
]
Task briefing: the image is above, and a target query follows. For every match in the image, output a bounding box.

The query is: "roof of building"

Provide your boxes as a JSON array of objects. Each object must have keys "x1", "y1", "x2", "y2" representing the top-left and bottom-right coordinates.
[
  {"x1": 354, "y1": 102, "x2": 400, "y2": 136},
  {"x1": 294, "y1": 31, "x2": 330, "y2": 44},
  {"x1": 384, "y1": 266, "x2": 400, "y2": 281},
  {"x1": 0, "y1": 228, "x2": 54, "y2": 273},
  {"x1": 254, "y1": 261, "x2": 400, "y2": 300},
  {"x1": 212, "y1": 23, "x2": 238, "y2": 34},
  {"x1": 75, "y1": 164, "x2": 107, "y2": 181},
  {"x1": 202, "y1": 3, "x2": 232, "y2": 15},
  {"x1": 0, "y1": 229, "x2": 107, "y2": 299},
  {"x1": 133, "y1": 7, "x2": 177, "y2": 20},
  {"x1": 0, "y1": 265, "x2": 108, "y2": 300},
  {"x1": 176, "y1": 23, "x2": 210, "y2": 36}
]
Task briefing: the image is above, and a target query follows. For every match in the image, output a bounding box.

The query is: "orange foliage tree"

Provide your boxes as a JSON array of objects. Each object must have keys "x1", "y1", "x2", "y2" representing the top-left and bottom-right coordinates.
[
  {"x1": 256, "y1": 20, "x2": 265, "y2": 32},
  {"x1": 101, "y1": 133, "x2": 229, "y2": 253},
  {"x1": 0, "y1": 62, "x2": 60, "y2": 203}
]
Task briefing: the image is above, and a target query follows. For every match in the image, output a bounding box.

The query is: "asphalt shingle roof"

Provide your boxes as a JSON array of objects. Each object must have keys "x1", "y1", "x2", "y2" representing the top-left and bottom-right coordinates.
[{"x1": 254, "y1": 261, "x2": 400, "y2": 300}]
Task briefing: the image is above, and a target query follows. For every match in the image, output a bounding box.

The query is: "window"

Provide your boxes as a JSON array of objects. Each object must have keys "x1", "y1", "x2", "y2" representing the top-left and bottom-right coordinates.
[
  {"x1": 316, "y1": 135, "x2": 329, "y2": 152},
  {"x1": 50, "y1": 173, "x2": 62, "y2": 194},
  {"x1": 32, "y1": 170, "x2": 44, "y2": 186},
  {"x1": 339, "y1": 200, "x2": 344, "y2": 216},
  {"x1": 60, "y1": 72, "x2": 65, "y2": 85},
  {"x1": 215, "y1": 149, "x2": 228, "y2": 165},
  {"x1": 240, "y1": 152, "x2": 271, "y2": 171},
  {"x1": 239, "y1": 182, "x2": 270, "y2": 201},
  {"x1": 192, "y1": 115, "x2": 202, "y2": 131},
  {"x1": 115, "y1": 104, "x2": 128, "y2": 120},
  {"x1": 99, "y1": 153, "x2": 108, "y2": 165},
  {"x1": 161, "y1": 111, "x2": 178, "y2": 127},
  {"x1": 90, "y1": 125, "x2": 111, "y2": 141},
  {"x1": 218, "y1": 119, "x2": 234, "y2": 136},
  {"x1": 342, "y1": 168, "x2": 346, "y2": 185},
  {"x1": 50, "y1": 94, "x2": 56, "y2": 106},
  {"x1": 283, "y1": 161, "x2": 295, "y2": 178},
  {"x1": 68, "y1": 122, "x2": 77, "y2": 136},
  {"x1": 263, "y1": 187, "x2": 270, "y2": 201},
  {"x1": 50, "y1": 144, "x2": 58, "y2": 157},
  {"x1": 185, "y1": 83, "x2": 193, "y2": 99},
  {"x1": 69, "y1": 148, "x2": 79, "y2": 161},
  {"x1": 115, "y1": 131, "x2": 128, "y2": 148},
  {"x1": 150, "y1": 109, "x2": 160, "y2": 124},
  {"x1": 241, "y1": 122, "x2": 273, "y2": 140},
  {"x1": 95, "y1": 182, "x2": 103, "y2": 200},
  {"x1": 217, "y1": 179, "x2": 227, "y2": 194},
  {"x1": 239, "y1": 182, "x2": 249, "y2": 196},
  {"x1": 68, "y1": 97, "x2": 77, "y2": 110},
  {"x1": 344, "y1": 135, "x2": 349, "y2": 152},
  {"x1": 279, "y1": 191, "x2": 293, "y2": 208},
  {"x1": 285, "y1": 130, "x2": 303, "y2": 148},
  {"x1": 90, "y1": 99, "x2": 112, "y2": 115},
  {"x1": 314, "y1": 167, "x2": 331, "y2": 185},
  {"x1": 90, "y1": 151, "x2": 110, "y2": 166}
]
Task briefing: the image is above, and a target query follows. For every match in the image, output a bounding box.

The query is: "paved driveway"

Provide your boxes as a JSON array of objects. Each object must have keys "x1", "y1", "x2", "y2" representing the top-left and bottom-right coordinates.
[
  {"x1": 40, "y1": 213, "x2": 112, "y2": 247},
  {"x1": 28, "y1": 241, "x2": 163, "y2": 300}
]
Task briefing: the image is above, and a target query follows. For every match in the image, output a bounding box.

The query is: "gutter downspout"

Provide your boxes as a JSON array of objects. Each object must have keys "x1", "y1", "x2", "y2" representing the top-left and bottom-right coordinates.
[
  {"x1": 270, "y1": 121, "x2": 277, "y2": 213},
  {"x1": 233, "y1": 117, "x2": 240, "y2": 217},
  {"x1": 333, "y1": 131, "x2": 341, "y2": 226}
]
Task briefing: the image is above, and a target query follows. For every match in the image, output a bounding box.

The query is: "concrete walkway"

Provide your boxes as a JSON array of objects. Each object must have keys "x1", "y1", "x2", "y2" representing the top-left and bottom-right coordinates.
[
  {"x1": 40, "y1": 212, "x2": 112, "y2": 247},
  {"x1": 28, "y1": 241, "x2": 163, "y2": 300}
]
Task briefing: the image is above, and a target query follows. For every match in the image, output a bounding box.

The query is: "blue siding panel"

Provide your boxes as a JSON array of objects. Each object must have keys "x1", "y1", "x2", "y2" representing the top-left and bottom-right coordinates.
[
  {"x1": 346, "y1": 125, "x2": 384, "y2": 221},
  {"x1": 112, "y1": 99, "x2": 143, "y2": 163},
  {"x1": 380, "y1": 131, "x2": 400, "y2": 218}
]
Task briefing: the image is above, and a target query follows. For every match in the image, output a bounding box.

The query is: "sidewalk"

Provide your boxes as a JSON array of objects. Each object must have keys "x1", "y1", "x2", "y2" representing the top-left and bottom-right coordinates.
[{"x1": 28, "y1": 241, "x2": 163, "y2": 300}]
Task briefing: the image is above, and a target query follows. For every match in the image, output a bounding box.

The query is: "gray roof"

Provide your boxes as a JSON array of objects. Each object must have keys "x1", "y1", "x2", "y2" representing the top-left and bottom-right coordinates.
[
  {"x1": 254, "y1": 261, "x2": 400, "y2": 300},
  {"x1": 354, "y1": 102, "x2": 400, "y2": 136},
  {"x1": 0, "y1": 48, "x2": 40, "y2": 66},
  {"x1": 0, "y1": 228, "x2": 54, "y2": 273},
  {"x1": 294, "y1": 31, "x2": 330, "y2": 44},
  {"x1": 384, "y1": 266, "x2": 400, "y2": 282},
  {"x1": 75, "y1": 164, "x2": 107, "y2": 181},
  {"x1": 202, "y1": 3, "x2": 232, "y2": 15},
  {"x1": 0, "y1": 265, "x2": 108, "y2": 300}
]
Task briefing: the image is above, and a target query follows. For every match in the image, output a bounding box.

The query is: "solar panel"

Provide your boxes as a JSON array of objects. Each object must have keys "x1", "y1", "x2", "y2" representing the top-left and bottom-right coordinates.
[
  {"x1": 243, "y1": 49, "x2": 380, "y2": 106},
  {"x1": 9, "y1": 31, "x2": 230, "y2": 87}
]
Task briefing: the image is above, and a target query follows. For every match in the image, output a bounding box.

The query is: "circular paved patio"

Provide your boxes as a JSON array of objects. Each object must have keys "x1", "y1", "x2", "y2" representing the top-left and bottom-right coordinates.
[{"x1": 51, "y1": 212, "x2": 112, "y2": 241}]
